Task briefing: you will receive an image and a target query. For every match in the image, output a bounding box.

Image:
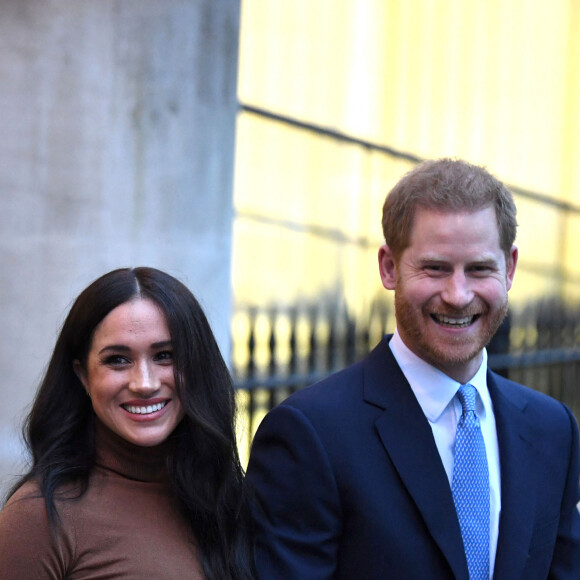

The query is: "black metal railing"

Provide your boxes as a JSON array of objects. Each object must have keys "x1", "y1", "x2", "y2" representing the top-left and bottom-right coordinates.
[
  {"x1": 233, "y1": 103, "x2": 580, "y2": 455},
  {"x1": 233, "y1": 298, "x2": 580, "y2": 457}
]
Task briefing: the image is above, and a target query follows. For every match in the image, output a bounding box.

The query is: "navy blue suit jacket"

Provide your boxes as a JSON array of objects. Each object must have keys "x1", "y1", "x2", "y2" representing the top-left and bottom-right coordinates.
[{"x1": 246, "y1": 336, "x2": 580, "y2": 579}]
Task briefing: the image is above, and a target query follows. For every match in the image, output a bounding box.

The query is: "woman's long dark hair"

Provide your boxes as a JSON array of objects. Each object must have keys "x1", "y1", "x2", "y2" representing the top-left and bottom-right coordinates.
[{"x1": 8, "y1": 267, "x2": 254, "y2": 580}]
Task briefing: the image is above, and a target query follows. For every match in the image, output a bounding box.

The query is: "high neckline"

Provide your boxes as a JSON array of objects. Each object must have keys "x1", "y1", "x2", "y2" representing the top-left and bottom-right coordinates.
[{"x1": 94, "y1": 419, "x2": 174, "y2": 483}]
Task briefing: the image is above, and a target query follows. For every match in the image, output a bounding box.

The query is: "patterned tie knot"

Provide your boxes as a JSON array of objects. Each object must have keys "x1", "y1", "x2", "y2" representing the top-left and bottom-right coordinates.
[{"x1": 457, "y1": 384, "x2": 477, "y2": 415}]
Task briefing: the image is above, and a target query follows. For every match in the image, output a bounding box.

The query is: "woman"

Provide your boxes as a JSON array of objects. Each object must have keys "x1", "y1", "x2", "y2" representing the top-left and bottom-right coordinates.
[{"x1": 0, "y1": 267, "x2": 254, "y2": 579}]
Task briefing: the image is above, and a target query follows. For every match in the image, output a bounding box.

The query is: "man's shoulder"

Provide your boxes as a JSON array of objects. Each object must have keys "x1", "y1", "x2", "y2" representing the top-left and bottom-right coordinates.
[
  {"x1": 491, "y1": 371, "x2": 566, "y2": 408},
  {"x1": 490, "y1": 371, "x2": 577, "y2": 432},
  {"x1": 281, "y1": 358, "x2": 366, "y2": 412},
  {"x1": 278, "y1": 336, "x2": 397, "y2": 416}
]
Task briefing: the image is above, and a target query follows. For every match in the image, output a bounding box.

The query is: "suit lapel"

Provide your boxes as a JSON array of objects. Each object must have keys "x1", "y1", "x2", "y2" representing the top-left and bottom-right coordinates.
[
  {"x1": 488, "y1": 373, "x2": 538, "y2": 580},
  {"x1": 363, "y1": 339, "x2": 469, "y2": 580}
]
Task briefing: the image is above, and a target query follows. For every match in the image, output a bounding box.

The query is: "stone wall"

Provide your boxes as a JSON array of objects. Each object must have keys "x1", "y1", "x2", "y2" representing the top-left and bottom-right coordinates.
[{"x1": 0, "y1": 0, "x2": 240, "y2": 495}]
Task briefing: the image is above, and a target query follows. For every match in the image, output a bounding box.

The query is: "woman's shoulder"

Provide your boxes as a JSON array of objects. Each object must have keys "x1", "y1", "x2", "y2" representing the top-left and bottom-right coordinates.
[
  {"x1": 2, "y1": 480, "x2": 44, "y2": 513},
  {"x1": 1, "y1": 480, "x2": 51, "y2": 538},
  {"x1": 1, "y1": 478, "x2": 80, "y2": 546},
  {"x1": 0, "y1": 480, "x2": 71, "y2": 579}
]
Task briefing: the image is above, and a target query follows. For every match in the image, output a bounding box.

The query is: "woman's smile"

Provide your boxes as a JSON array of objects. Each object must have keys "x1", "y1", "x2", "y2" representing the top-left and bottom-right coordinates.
[{"x1": 75, "y1": 298, "x2": 185, "y2": 446}]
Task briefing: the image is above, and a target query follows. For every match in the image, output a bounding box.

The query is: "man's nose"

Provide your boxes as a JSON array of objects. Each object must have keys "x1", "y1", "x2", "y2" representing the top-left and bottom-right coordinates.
[
  {"x1": 129, "y1": 360, "x2": 160, "y2": 393},
  {"x1": 441, "y1": 271, "x2": 474, "y2": 308}
]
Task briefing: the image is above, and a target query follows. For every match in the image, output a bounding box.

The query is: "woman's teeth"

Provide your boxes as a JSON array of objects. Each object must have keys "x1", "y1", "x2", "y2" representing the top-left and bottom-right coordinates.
[{"x1": 123, "y1": 401, "x2": 166, "y2": 415}]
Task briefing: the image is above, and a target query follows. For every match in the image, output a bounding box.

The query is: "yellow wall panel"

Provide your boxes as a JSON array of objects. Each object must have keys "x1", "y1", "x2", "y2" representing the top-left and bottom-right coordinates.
[{"x1": 235, "y1": 0, "x2": 580, "y2": 312}]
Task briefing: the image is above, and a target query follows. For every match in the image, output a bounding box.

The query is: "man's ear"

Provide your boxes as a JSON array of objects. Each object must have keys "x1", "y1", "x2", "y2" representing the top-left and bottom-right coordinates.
[
  {"x1": 73, "y1": 360, "x2": 89, "y2": 393},
  {"x1": 378, "y1": 244, "x2": 397, "y2": 290},
  {"x1": 506, "y1": 244, "x2": 518, "y2": 291}
]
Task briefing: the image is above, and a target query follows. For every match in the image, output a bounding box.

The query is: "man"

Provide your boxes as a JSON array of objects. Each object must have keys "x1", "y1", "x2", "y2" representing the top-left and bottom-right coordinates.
[{"x1": 246, "y1": 159, "x2": 580, "y2": 579}]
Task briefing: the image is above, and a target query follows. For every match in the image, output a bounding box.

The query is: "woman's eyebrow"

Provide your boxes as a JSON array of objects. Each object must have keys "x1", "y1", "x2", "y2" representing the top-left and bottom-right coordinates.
[
  {"x1": 98, "y1": 344, "x2": 131, "y2": 355},
  {"x1": 98, "y1": 340, "x2": 172, "y2": 355}
]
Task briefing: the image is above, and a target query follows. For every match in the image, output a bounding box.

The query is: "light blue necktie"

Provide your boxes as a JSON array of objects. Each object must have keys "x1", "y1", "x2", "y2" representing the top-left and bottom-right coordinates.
[{"x1": 451, "y1": 384, "x2": 490, "y2": 580}]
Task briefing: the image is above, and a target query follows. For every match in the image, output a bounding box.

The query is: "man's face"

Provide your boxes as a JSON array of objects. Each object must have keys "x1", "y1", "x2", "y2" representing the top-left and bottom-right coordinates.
[{"x1": 379, "y1": 206, "x2": 518, "y2": 383}]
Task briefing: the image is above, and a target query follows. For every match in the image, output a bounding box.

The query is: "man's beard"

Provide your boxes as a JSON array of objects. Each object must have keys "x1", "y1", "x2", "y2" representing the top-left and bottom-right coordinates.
[{"x1": 394, "y1": 288, "x2": 509, "y2": 372}]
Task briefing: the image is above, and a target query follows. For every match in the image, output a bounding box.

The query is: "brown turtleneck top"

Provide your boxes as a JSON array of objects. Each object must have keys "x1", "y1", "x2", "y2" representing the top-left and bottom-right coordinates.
[{"x1": 0, "y1": 422, "x2": 204, "y2": 579}]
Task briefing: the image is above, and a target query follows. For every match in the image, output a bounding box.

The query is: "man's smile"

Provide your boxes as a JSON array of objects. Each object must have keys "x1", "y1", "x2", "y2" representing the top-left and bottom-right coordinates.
[{"x1": 430, "y1": 313, "x2": 481, "y2": 328}]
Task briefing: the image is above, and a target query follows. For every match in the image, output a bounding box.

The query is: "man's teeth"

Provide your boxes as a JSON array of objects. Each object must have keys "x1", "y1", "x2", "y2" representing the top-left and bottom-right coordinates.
[
  {"x1": 123, "y1": 401, "x2": 166, "y2": 415},
  {"x1": 435, "y1": 315, "x2": 473, "y2": 326}
]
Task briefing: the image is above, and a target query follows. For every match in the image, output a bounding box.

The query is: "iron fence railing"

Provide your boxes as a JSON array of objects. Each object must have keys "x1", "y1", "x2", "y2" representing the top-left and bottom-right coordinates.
[
  {"x1": 234, "y1": 104, "x2": 580, "y2": 455},
  {"x1": 233, "y1": 299, "x2": 580, "y2": 457}
]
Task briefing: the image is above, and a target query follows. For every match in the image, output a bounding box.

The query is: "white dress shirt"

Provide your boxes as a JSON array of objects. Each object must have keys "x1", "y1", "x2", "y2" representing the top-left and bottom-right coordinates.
[{"x1": 389, "y1": 330, "x2": 500, "y2": 578}]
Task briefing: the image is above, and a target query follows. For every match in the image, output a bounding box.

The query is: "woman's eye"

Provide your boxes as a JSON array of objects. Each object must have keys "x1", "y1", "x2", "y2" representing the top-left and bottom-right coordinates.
[
  {"x1": 102, "y1": 355, "x2": 130, "y2": 366},
  {"x1": 155, "y1": 350, "x2": 173, "y2": 363}
]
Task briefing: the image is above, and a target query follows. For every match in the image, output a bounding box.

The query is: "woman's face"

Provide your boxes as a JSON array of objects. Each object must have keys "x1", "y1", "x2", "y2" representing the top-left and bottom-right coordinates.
[{"x1": 75, "y1": 298, "x2": 185, "y2": 447}]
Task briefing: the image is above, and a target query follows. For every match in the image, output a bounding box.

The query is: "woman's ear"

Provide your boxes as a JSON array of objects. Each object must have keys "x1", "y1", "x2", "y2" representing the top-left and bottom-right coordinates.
[
  {"x1": 378, "y1": 244, "x2": 397, "y2": 290},
  {"x1": 73, "y1": 360, "x2": 89, "y2": 394}
]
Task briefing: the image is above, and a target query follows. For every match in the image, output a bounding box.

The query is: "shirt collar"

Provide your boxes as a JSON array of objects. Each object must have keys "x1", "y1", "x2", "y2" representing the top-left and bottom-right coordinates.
[{"x1": 388, "y1": 329, "x2": 490, "y2": 422}]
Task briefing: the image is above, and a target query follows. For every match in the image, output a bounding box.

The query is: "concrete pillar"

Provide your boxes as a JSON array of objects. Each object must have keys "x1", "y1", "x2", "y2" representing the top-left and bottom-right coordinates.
[{"x1": 0, "y1": 0, "x2": 240, "y2": 494}]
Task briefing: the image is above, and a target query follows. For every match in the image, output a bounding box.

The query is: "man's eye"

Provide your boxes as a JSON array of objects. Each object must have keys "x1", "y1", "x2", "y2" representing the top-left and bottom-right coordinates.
[
  {"x1": 470, "y1": 265, "x2": 492, "y2": 275},
  {"x1": 424, "y1": 265, "x2": 444, "y2": 273}
]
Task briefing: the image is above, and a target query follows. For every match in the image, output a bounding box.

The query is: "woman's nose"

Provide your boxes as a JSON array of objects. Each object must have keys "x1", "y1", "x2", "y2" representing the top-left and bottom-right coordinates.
[{"x1": 129, "y1": 360, "x2": 160, "y2": 393}]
